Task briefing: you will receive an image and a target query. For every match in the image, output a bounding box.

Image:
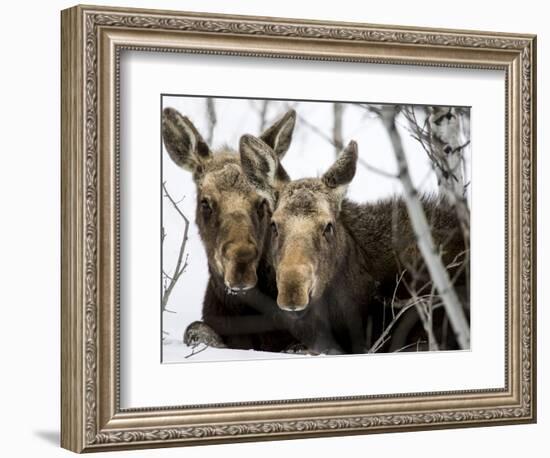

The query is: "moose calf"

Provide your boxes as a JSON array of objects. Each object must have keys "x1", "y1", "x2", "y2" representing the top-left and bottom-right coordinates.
[
  {"x1": 240, "y1": 136, "x2": 468, "y2": 354},
  {"x1": 161, "y1": 107, "x2": 299, "y2": 352}
]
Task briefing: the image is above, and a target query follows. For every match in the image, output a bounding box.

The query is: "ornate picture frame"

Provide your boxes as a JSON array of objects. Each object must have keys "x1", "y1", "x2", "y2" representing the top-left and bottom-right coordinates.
[{"x1": 61, "y1": 4, "x2": 536, "y2": 453}]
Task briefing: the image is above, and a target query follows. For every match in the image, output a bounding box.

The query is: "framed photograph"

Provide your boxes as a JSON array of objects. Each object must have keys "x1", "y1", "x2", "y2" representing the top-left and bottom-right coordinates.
[{"x1": 61, "y1": 4, "x2": 537, "y2": 453}]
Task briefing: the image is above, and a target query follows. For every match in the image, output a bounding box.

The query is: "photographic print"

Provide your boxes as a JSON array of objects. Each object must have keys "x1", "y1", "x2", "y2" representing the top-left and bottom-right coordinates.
[{"x1": 161, "y1": 96, "x2": 471, "y2": 363}]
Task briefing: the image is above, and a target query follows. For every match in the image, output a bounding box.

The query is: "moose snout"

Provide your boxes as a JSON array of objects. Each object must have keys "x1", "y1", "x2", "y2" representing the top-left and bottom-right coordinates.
[
  {"x1": 222, "y1": 242, "x2": 259, "y2": 292},
  {"x1": 276, "y1": 265, "x2": 314, "y2": 312},
  {"x1": 222, "y1": 240, "x2": 257, "y2": 263}
]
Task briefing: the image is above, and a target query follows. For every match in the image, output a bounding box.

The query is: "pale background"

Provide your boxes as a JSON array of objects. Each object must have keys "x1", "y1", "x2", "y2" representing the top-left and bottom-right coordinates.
[
  {"x1": 161, "y1": 95, "x2": 470, "y2": 362},
  {"x1": 0, "y1": 0, "x2": 547, "y2": 457}
]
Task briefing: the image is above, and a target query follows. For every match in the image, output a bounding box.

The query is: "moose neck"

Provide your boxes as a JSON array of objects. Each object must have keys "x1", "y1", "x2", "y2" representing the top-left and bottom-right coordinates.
[
  {"x1": 321, "y1": 218, "x2": 376, "y2": 305},
  {"x1": 294, "y1": 218, "x2": 376, "y2": 354},
  {"x1": 339, "y1": 198, "x2": 414, "y2": 282}
]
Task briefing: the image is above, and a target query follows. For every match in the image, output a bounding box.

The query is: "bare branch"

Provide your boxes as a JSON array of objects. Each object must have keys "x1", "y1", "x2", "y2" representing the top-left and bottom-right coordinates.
[
  {"x1": 205, "y1": 98, "x2": 217, "y2": 144},
  {"x1": 161, "y1": 181, "x2": 191, "y2": 312},
  {"x1": 368, "y1": 297, "x2": 438, "y2": 353},
  {"x1": 412, "y1": 285, "x2": 440, "y2": 351},
  {"x1": 332, "y1": 103, "x2": 344, "y2": 156},
  {"x1": 258, "y1": 100, "x2": 270, "y2": 131},
  {"x1": 293, "y1": 107, "x2": 396, "y2": 178},
  {"x1": 163, "y1": 181, "x2": 190, "y2": 225},
  {"x1": 403, "y1": 106, "x2": 471, "y2": 243},
  {"x1": 394, "y1": 339, "x2": 428, "y2": 353},
  {"x1": 357, "y1": 103, "x2": 384, "y2": 116},
  {"x1": 357, "y1": 157, "x2": 398, "y2": 179},
  {"x1": 185, "y1": 344, "x2": 209, "y2": 359},
  {"x1": 427, "y1": 107, "x2": 466, "y2": 197},
  {"x1": 379, "y1": 107, "x2": 470, "y2": 350}
]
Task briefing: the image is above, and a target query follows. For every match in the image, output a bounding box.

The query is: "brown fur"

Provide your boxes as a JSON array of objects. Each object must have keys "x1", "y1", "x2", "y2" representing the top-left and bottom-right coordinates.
[
  {"x1": 269, "y1": 177, "x2": 378, "y2": 353},
  {"x1": 341, "y1": 195, "x2": 468, "y2": 351},
  {"x1": 251, "y1": 139, "x2": 468, "y2": 353},
  {"x1": 162, "y1": 107, "x2": 298, "y2": 351},
  {"x1": 341, "y1": 196, "x2": 467, "y2": 299}
]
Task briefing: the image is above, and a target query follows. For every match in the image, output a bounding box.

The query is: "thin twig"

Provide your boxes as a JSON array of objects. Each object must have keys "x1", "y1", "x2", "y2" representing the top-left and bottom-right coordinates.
[
  {"x1": 368, "y1": 298, "x2": 427, "y2": 353},
  {"x1": 333, "y1": 103, "x2": 344, "y2": 156},
  {"x1": 205, "y1": 98, "x2": 217, "y2": 144},
  {"x1": 293, "y1": 109, "x2": 397, "y2": 178},
  {"x1": 161, "y1": 181, "x2": 191, "y2": 311},
  {"x1": 393, "y1": 340, "x2": 428, "y2": 353},
  {"x1": 259, "y1": 100, "x2": 269, "y2": 131},
  {"x1": 390, "y1": 270, "x2": 407, "y2": 319},
  {"x1": 185, "y1": 344, "x2": 209, "y2": 359}
]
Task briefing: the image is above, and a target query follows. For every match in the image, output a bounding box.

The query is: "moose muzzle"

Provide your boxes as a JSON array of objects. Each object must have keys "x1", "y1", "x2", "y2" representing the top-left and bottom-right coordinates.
[
  {"x1": 222, "y1": 241, "x2": 259, "y2": 292},
  {"x1": 276, "y1": 264, "x2": 314, "y2": 312}
]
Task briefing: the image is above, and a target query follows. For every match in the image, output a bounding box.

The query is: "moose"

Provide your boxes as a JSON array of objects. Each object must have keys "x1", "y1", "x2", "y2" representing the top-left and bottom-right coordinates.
[
  {"x1": 240, "y1": 135, "x2": 468, "y2": 354},
  {"x1": 162, "y1": 107, "x2": 301, "y2": 352}
]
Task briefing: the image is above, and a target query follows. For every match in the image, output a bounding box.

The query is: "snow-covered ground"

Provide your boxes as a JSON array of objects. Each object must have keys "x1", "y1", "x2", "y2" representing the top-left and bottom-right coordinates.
[{"x1": 162, "y1": 336, "x2": 313, "y2": 363}]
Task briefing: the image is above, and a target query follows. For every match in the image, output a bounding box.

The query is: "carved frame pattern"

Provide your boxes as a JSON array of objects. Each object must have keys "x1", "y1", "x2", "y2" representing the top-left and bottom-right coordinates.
[{"x1": 61, "y1": 4, "x2": 536, "y2": 452}]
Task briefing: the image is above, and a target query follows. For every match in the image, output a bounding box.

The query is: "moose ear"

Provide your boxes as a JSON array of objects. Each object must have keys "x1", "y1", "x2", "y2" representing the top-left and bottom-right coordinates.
[
  {"x1": 239, "y1": 134, "x2": 278, "y2": 193},
  {"x1": 322, "y1": 140, "x2": 358, "y2": 199},
  {"x1": 258, "y1": 109, "x2": 296, "y2": 183},
  {"x1": 259, "y1": 109, "x2": 296, "y2": 159},
  {"x1": 162, "y1": 107, "x2": 212, "y2": 173}
]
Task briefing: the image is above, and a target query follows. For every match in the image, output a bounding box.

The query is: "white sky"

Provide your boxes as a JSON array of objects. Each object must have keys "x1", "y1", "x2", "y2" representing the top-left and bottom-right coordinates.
[{"x1": 161, "y1": 95, "x2": 471, "y2": 362}]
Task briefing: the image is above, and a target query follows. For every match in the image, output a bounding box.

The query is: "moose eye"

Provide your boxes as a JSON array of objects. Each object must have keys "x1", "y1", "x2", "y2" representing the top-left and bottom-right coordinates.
[
  {"x1": 200, "y1": 198, "x2": 212, "y2": 215},
  {"x1": 270, "y1": 221, "x2": 278, "y2": 237},
  {"x1": 323, "y1": 222, "x2": 334, "y2": 238}
]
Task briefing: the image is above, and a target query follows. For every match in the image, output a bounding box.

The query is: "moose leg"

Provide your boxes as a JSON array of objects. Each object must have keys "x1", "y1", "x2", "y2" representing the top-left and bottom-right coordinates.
[
  {"x1": 347, "y1": 303, "x2": 369, "y2": 354},
  {"x1": 309, "y1": 314, "x2": 345, "y2": 355},
  {"x1": 201, "y1": 280, "x2": 258, "y2": 350},
  {"x1": 183, "y1": 321, "x2": 226, "y2": 348}
]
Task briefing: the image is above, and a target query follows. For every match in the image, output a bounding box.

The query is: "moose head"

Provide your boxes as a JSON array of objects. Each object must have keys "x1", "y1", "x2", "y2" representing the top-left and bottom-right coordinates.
[
  {"x1": 162, "y1": 107, "x2": 296, "y2": 293},
  {"x1": 239, "y1": 135, "x2": 359, "y2": 311}
]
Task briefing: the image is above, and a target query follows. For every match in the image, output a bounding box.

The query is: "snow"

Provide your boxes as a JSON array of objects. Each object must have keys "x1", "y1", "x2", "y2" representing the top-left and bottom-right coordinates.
[{"x1": 162, "y1": 337, "x2": 314, "y2": 363}]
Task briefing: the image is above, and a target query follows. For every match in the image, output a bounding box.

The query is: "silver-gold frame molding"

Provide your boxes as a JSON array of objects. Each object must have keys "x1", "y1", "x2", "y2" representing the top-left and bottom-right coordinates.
[{"x1": 61, "y1": 4, "x2": 537, "y2": 453}]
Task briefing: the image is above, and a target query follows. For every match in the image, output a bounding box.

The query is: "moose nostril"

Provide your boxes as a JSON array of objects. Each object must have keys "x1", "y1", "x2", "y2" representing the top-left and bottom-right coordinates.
[
  {"x1": 276, "y1": 265, "x2": 314, "y2": 311},
  {"x1": 235, "y1": 262, "x2": 249, "y2": 276}
]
